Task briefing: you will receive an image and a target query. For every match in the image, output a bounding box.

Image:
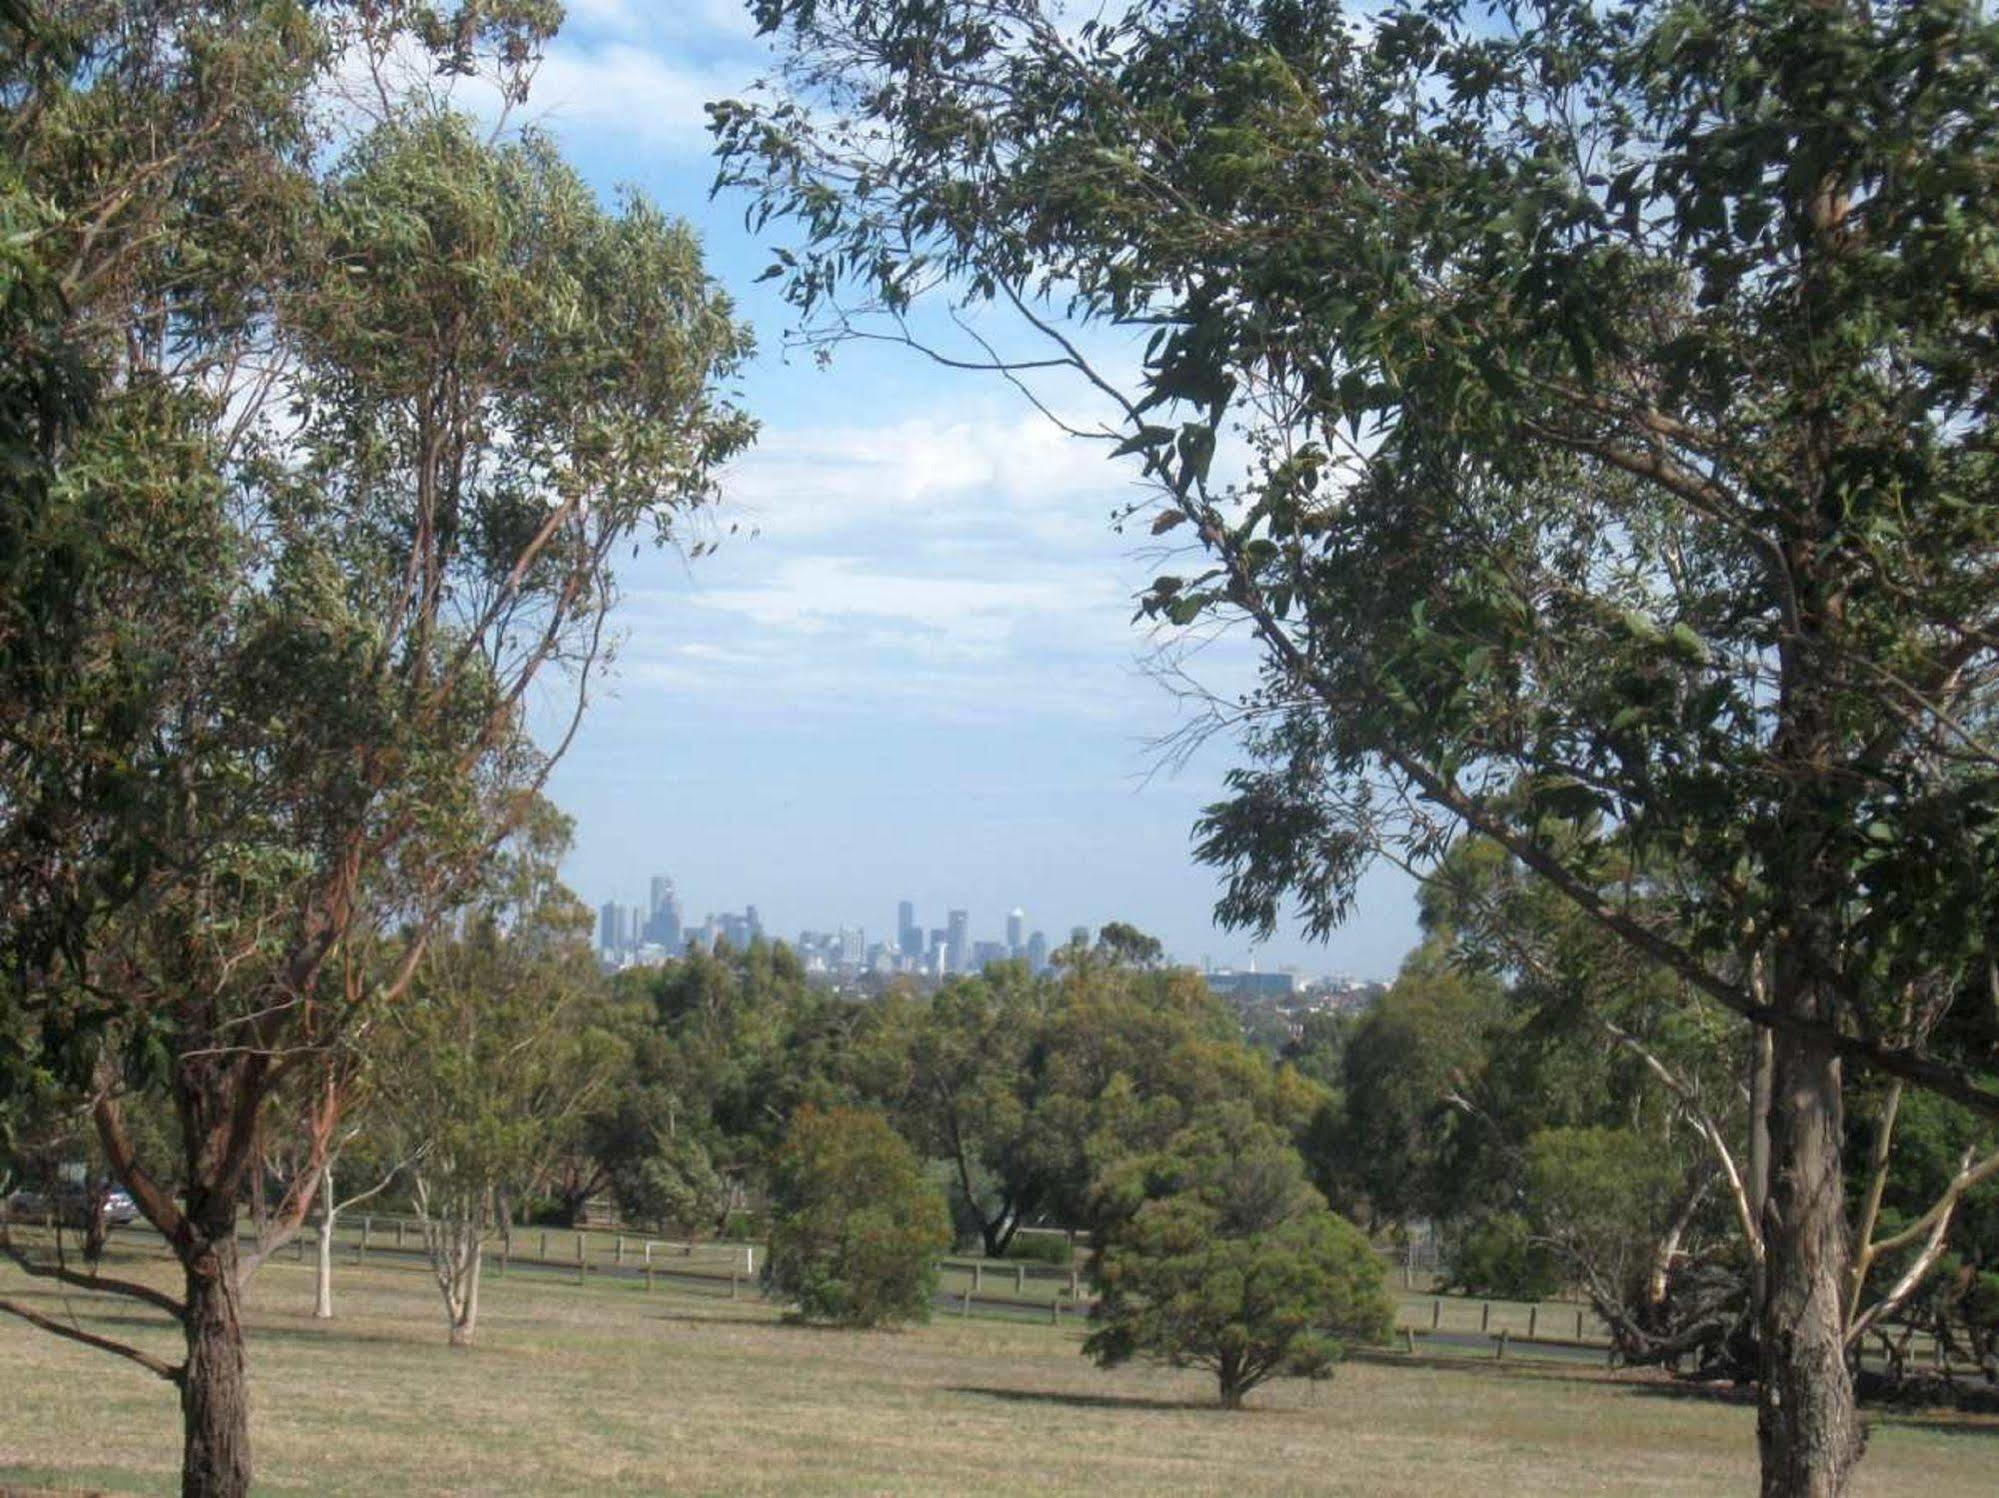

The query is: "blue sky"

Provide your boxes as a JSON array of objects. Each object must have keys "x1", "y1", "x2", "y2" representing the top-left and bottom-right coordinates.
[{"x1": 483, "y1": 1, "x2": 1418, "y2": 977}]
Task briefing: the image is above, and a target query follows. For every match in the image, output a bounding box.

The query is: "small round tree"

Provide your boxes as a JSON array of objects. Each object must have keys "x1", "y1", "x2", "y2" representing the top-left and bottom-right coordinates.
[
  {"x1": 765, "y1": 1107, "x2": 951, "y2": 1328},
  {"x1": 1086, "y1": 1107, "x2": 1391, "y2": 1408}
]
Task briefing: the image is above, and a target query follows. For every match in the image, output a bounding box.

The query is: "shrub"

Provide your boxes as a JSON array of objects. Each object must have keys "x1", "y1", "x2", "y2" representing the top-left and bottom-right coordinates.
[
  {"x1": 1086, "y1": 1105, "x2": 1392, "y2": 1408},
  {"x1": 765, "y1": 1107, "x2": 951, "y2": 1327},
  {"x1": 1444, "y1": 1213, "x2": 1564, "y2": 1301},
  {"x1": 1003, "y1": 1232, "x2": 1073, "y2": 1266}
]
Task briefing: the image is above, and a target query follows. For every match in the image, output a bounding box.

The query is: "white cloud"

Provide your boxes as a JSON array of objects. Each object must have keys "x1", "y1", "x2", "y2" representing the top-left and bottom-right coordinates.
[
  {"x1": 689, "y1": 554, "x2": 1112, "y2": 645},
  {"x1": 719, "y1": 410, "x2": 1136, "y2": 544},
  {"x1": 515, "y1": 41, "x2": 748, "y2": 151}
]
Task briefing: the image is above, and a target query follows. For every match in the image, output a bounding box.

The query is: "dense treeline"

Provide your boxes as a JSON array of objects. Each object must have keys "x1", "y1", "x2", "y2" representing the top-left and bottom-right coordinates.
[{"x1": 1292, "y1": 838, "x2": 1999, "y2": 1400}]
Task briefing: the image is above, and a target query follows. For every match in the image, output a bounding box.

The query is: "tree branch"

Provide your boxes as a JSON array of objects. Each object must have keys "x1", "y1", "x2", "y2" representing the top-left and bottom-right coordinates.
[{"x1": 0, "y1": 1295, "x2": 184, "y2": 1384}]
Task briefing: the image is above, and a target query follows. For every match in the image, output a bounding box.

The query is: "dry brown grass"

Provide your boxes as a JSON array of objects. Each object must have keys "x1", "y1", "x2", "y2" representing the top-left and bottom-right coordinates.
[{"x1": 2, "y1": 1247, "x2": 1994, "y2": 1495}]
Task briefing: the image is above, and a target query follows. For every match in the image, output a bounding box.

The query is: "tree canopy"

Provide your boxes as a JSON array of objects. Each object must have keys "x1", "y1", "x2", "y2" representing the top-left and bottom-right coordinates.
[{"x1": 716, "y1": 3, "x2": 1999, "y2": 1487}]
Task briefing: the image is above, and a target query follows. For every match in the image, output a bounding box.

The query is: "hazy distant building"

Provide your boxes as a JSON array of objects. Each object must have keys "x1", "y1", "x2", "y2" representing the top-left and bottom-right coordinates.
[
  {"x1": 644, "y1": 875, "x2": 683, "y2": 951},
  {"x1": 897, "y1": 900, "x2": 919, "y2": 958},
  {"x1": 598, "y1": 900, "x2": 622, "y2": 953},
  {"x1": 838, "y1": 925, "x2": 865, "y2": 966},
  {"x1": 972, "y1": 940, "x2": 1007, "y2": 969},
  {"x1": 1027, "y1": 930, "x2": 1050, "y2": 972},
  {"x1": 1208, "y1": 971, "x2": 1296, "y2": 1001},
  {"x1": 1006, "y1": 907, "x2": 1025, "y2": 955},
  {"x1": 946, "y1": 909, "x2": 969, "y2": 974}
]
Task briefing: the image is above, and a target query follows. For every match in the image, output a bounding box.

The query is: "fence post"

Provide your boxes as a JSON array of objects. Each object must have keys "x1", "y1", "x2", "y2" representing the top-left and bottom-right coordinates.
[
  {"x1": 539, "y1": 1230, "x2": 548, "y2": 1261},
  {"x1": 1050, "y1": 1293, "x2": 1060, "y2": 1326},
  {"x1": 1432, "y1": 1298, "x2": 1441, "y2": 1330},
  {"x1": 1496, "y1": 1329, "x2": 1509, "y2": 1361},
  {"x1": 1403, "y1": 1327, "x2": 1416, "y2": 1355},
  {"x1": 972, "y1": 1263, "x2": 983, "y2": 1295},
  {"x1": 745, "y1": 1244, "x2": 755, "y2": 1277},
  {"x1": 576, "y1": 1234, "x2": 586, "y2": 1285},
  {"x1": 359, "y1": 1215, "x2": 371, "y2": 1262},
  {"x1": 1015, "y1": 1263, "x2": 1026, "y2": 1293},
  {"x1": 615, "y1": 1235, "x2": 625, "y2": 1268},
  {"x1": 1480, "y1": 1301, "x2": 1490, "y2": 1332},
  {"x1": 1577, "y1": 1308, "x2": 1585, "y2": 1341},
  {"x1": 961, "y1": 1288, "x2": 972, "y2": 1318},
  {"x1": 1068, "y1": 1267, "x2": 1079, "y2": 1298},
  {"x1": 1528, "y1": 1305, "x2": 1538, "y2": 1339}
]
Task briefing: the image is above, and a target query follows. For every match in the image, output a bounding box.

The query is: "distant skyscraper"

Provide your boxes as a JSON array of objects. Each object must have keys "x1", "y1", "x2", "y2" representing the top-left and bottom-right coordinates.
[
  {"x1": 897, "y1": 900, "x2": 919, "y2": 958},
  {"x1": 1006, "y1": 907, "x2": 1025, "y2": 954},
  {"x1": 645, "y1": 875, "x2": 682, "y2": 951},
  {"x1": 1027, "y1": 930, "x2": 1050, "y2": 973},
  {"x1": 598, "y1": 900, "x2": 621, "y2": 953},
  {"x1": 946, "y1": 908, "x2": 969, "y2": 974}
]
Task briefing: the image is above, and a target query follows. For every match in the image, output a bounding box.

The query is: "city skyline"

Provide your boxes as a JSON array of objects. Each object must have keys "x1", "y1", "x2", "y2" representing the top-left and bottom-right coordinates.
[
  {"x1": 512, "y1": 2, "x2": 1420, "y2": 985},
  {"x1": 592, "y1": 871, "x2": 1372, "y2": 984}
]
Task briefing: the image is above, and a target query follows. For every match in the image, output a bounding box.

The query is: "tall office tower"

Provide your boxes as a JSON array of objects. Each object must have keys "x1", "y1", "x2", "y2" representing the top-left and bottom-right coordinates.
[
  {"x1": 746, "y1": 905, "x2": 763, "y2": 942},
  {"x1": 645, "y1": 875, "x2": 683, "y2": 950},
  {"x1": 598, "y1": 900, "x2": 621, "y2": 953},
  {"x1": 927, "y1": 928, "x2": 947, "y2": 972},
  {"x1": 838, "y1": 925, "x2": 865, "y2": 966},
  {"x1": 946, "y1": 908, "x2": 969, "y2": 974},
  {"x1": 897, "y1": 900, "x2": 919, "y2": 957},
  {"x1": 626, "y1": 905, "x2": 646, "y2": 950},
  {"x1": 1006, "y1": 907, "x2": 1025, "y2": 954},
  {"x1": 1027, "y1": 930, "x2": 1050, "y2": 973}
]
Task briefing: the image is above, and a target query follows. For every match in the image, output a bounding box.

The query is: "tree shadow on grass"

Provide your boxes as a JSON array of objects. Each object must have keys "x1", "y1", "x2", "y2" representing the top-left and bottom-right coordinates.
[
  {"x1": 643, "y1": 1307, "x2": 776, "y2": 1330},
  {"x1": 1616, "y1": 1379, "x2": 1757, "y2": 1409},
  {"x1": 1875, "y1": 1413, "x2": 1999, "y2": 1440},
  {"x1": 948, "y1": 1384, "x2": 1222, "y2": 1414}
]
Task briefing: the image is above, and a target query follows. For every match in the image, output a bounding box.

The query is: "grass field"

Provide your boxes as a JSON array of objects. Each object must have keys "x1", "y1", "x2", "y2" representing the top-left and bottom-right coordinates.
[{"x1": 3, "y1": 1245, "x2": 1996, "y2": 1495}]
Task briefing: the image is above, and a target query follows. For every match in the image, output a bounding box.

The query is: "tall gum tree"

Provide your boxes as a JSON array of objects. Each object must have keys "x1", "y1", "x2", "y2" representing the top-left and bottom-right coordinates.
[
  {"x1": 713, "y1": 2, "x2": 1999, "y2": 1491},
  {"x1": 0, "y1": 6, "x2": 752, "y2": 1494}
]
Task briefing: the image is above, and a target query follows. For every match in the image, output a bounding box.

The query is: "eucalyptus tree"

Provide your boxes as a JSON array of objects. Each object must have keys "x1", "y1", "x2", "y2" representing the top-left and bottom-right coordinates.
[
  {"x1": 0, "y1": 5, "x2": 751, "y2": 1492},
  {"x1": 375, "y1": 807, "x2": 625, "y2": 1349},
  {"x1": 717, "y1": 2, "x2": 1999, "y2": 1489}
]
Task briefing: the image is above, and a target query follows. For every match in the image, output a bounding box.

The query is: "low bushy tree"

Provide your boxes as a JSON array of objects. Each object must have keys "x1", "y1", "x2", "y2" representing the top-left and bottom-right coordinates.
[
  {"x1": 765, "y1": 1107, "x2": 950, "y2": 1328},
  {"x1": 1086, "y1": 1107, "x2": 1391, "y2": 1409}
]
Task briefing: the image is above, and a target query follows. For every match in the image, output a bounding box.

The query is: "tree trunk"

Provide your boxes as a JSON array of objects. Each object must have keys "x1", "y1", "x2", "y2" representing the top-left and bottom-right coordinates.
[
  {"x1": 1756, "y1": 1026, "x2": 1862, "y2": 1497},
  {"x1": 449, "y1": 1240, "x2": 483, "y2": 1348},
  {"x1": 180, "y1": 1231, "x2": 252, "y2": 1498},
  {"x1": 1749, "y1": 1023, "x2": 1773, "y2": 1310},
  {"x1": 314, "y1": 1170, "x2": 335, "y2": 1320}
]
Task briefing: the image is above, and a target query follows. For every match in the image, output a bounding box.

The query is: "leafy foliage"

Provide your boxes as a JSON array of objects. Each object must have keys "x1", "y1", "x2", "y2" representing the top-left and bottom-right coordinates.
[
  {"x1": 1085, "y1": 1106, "x2": 1390, "y2": 1408},
  {"x1": 764, "y1": 1106, "x2": 951, "y2": 1328}
]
